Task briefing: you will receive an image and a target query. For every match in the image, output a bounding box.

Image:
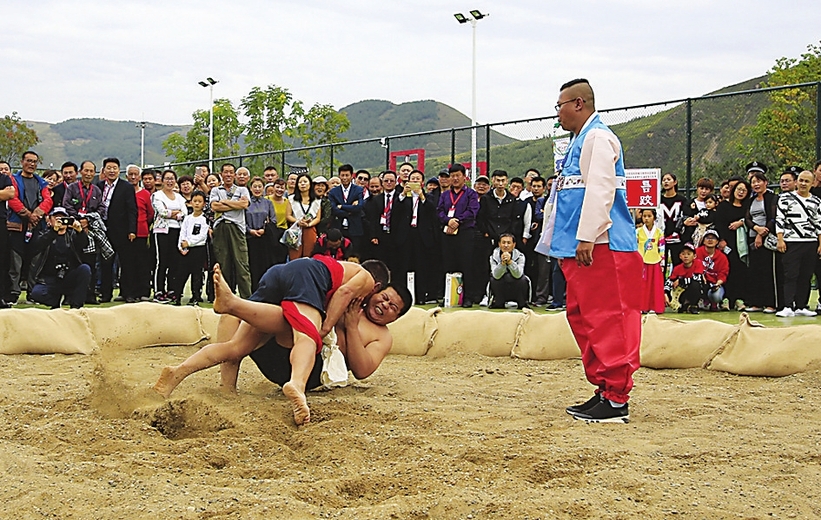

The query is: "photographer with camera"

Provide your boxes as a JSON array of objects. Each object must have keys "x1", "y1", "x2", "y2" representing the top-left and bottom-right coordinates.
[{"x1": 29, "y1": 207, "x2": 92, "y2": 309}]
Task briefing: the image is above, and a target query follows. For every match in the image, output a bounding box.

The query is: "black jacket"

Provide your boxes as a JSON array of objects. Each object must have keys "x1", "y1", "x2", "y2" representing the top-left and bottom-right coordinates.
[{"x1": 31, "y1": 228, "x2": 89, "y2": 282}]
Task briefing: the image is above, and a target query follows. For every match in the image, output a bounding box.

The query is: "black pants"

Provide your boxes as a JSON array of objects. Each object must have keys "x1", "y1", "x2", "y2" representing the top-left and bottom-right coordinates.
[
  {"x1": 746, "y1": 245, "x2": 776, "y2": 308},
  {"x1": 678, "y1": 280, "x2": 703, "y2": 307},
  {"x1": 782, "y1": 241, "x2": 817, "y2": 310},
  {"x1": 442, "y1": 228, "x2": 478, "y2": 303},
  {"x1": 101, "y1": 235, "x2": 140, "y2": 301},
  {"x1": 490, "y1": 272, "x2": 529, "y2": 306},
  {"x1": 0, "y1": 220, "x2": 9, "y2": 301},
  {"x1": 247, "y1": 233, "x2": 274, "y2": 293},
  {"x1": 403, "y1": 226, "x2": 434, "y2": 303},
  {"x1": 174, "y1": 246, "x2": 207, "y2": 302},
  {"x1": 153, "y1": 230, "x2": 181, "y2": 297},
  {"x1": 31, "y1": 265, "x2": 92, "y2": 309},
  {"x1": 134, "y1": 236, "x2": 153, "y2": 299}
]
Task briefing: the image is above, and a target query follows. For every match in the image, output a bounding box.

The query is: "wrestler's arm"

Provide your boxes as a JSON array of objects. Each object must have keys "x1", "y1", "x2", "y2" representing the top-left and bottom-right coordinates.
[
  {"x1": 341, "y1": 309, "x2": 392, "y2": 379},
  {"x1": 319, "y1": 269, "x2": 375, "y2": 337}
]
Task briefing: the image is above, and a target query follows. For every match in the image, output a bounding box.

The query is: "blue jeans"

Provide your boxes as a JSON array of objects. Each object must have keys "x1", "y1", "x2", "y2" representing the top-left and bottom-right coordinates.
[{"x1": 31, "y1": 264, "x2": 92, "y2": 309}]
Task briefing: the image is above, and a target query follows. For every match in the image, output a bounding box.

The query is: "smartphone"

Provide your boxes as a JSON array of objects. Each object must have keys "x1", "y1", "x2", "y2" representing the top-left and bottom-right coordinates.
[{"x1": 407, "y1": 182, "x2": 421, "y2": 191}]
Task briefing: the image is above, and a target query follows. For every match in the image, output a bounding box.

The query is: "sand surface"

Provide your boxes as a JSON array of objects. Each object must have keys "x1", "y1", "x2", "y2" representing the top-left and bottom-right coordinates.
[{"x1": 1, "y1": 347, "x2": 819, "y2": 519}]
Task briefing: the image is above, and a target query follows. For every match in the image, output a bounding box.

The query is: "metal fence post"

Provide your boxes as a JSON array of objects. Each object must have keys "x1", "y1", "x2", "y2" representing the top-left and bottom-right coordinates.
[
  {"x1": 816, "y1": 82, "x2": 821, "y2": 162},
  {"x1": 330, "y1": 145, "x2": 334, "y2": 176},
  {"x1": 685, "y1": 98, "x2": 692, "y2": 197},
  {"x1": 450, "y1": 129, "x2": 456, "y2": 167},
  {"x1": 485, "y1": 124, "x2": 491, "y2": 172},
  {"x1": 280, "y1": 152, "x2": 285, "y2": 174},
  {"x1": 385, "y1": 139, "x2": 390, "y2": 170}
]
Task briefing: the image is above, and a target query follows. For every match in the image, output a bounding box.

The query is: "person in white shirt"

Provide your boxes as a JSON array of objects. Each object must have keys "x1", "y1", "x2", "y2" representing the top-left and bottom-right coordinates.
[
  {"x1": 775, "y1": 170, "x2": 821, "y2": 317},
  {"x1": 152, "y1": 169, "x2": 187, "y2": 302},
  {"x1": 173, "y1": 191, "x2": 210, "y2": 305},
  {"x1": 488, "y1": 233, "x2": 528, "y2": 309}
]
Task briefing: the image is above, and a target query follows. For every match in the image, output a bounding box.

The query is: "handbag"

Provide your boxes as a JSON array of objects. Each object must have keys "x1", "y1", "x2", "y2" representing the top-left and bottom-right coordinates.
[
  {"x1": 763, "y1": 233, "x2": 779, "y2": 251},
  {"x1": 280, "y1": 221, "x2": 302, "y2": 250}
]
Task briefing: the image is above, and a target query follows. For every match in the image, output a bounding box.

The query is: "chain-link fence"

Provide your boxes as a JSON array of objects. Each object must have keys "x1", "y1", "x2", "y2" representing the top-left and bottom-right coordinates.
[{"x1": 152, "y1": 81, "x2": 820, "y2": 194}]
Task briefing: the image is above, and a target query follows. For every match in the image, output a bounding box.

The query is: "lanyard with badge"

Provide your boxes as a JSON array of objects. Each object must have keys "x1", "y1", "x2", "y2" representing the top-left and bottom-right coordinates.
[{"x1": 447, "y1": 189, "x2": 465, "y2": 218}]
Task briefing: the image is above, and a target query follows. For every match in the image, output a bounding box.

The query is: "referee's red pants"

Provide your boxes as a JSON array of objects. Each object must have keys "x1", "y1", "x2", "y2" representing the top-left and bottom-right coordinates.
[{"x1": 561, "y1": 245, "x2": 642, "y2": 403}]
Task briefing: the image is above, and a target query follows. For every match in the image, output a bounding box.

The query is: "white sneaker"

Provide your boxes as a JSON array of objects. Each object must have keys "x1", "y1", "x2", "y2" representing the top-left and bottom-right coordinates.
[
  {"x1": 794, "y1": 308, "x2": 817, "y2": 317},
  {"x1": 775, "y1": 307, "x2": 795, "y2": 318},
  {"x1": 479, "y1": 296, "x2": 489, "y2": 307}
]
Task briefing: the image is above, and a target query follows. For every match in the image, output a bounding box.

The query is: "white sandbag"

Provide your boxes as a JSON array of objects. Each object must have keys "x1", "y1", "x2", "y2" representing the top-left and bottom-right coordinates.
[
  {"x1": 511, "y1": 309, "x2": 580, "y2": 360},
  {"x1": 705, "y1": 315, "x2": 821, "y2": 376},
  {"x1": 427, "y1": 309, "x2": 524, "y2": 358},
  {"x1": 640, "y1": 313, "x2": 736, "y2": 369},
  {"x1": 81, "y1": 302, "x2": 208, "y2": 349},
  {"x1": 0, "y1": 308, "x2": 97, "y2": 355},
  {"x1": 387, "y1": 307, "x2": 437, "y2": 356}
]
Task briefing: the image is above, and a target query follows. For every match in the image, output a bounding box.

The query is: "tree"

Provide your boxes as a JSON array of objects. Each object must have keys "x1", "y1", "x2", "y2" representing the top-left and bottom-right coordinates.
[
  {"x1": 162, "y1": 98, "x2": 242, "y2": 172},
  {"x1": 744, "y1": 41, "x2": 821, "y2": 168},
  {"x1": 296, "y1": 103, "x2": 351, "y2": 174},
  {"x1": 0, "y1": 112, "x2": 40, "y2": 166}
]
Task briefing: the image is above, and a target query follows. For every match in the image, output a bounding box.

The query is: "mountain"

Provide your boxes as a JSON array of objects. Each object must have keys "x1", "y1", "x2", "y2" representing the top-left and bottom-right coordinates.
[
  {"x1": 21, "y1": 75, "x2": 773, "y2": 181},
  {"x1": 26, "y1": 119, "x2": 189, "y2": 169},
  {"x1": 335, "y1": 99, "x2": 517, "y2": 169}
]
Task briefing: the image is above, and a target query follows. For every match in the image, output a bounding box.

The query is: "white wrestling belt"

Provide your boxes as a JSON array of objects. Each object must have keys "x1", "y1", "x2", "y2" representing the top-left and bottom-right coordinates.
[{"x1": 319, "y1": 329, "x2": 350, "y2": 390}]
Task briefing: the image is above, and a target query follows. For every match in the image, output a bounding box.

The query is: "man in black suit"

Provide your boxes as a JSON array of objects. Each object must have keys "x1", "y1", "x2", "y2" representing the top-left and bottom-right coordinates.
[
  {"x1": 398, "y1": 170, "x2": 437, "y2": 303},
  {"x1": 328, "y1": 164, "x2": 365, "y2": 256},
  {"x1": 97, "y1": 157, "x2": 137, "y2": 302},
  {"x1": 364, "y1": 171, "x2": 407, "y2": 282}
]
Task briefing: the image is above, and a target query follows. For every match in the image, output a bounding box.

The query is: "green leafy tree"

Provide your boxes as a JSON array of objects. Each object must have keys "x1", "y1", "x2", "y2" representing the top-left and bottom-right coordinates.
[
  {"x1": 296, "y1": 103, "x2": 351, "y2": 174},
  {"x1": 744, "y1": 41, "x2": 821, "y2": 168},
  {"x1": 0, "y1": 112, "x2": 40, "y2": 166},
  {"x1": 162, "y1": 98, "x2": 242, "y2": 172}
]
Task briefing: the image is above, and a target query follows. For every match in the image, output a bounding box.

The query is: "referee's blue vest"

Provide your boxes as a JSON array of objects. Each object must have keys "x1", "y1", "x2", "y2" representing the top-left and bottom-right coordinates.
[{"x1": 548, "y1": 114, "x2": 637, "y2": 258}]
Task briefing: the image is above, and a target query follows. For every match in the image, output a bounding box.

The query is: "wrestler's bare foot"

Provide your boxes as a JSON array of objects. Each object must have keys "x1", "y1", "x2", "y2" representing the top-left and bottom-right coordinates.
[
  {"x1": 212, "y1": 264, "x2": 238, "y2": 315},
  {"x1": 282, "y1": 381, "x2": 311, "y2": 425},
  {"x1": 153, "y1": 366, "x2": 183, "y2": 398}
]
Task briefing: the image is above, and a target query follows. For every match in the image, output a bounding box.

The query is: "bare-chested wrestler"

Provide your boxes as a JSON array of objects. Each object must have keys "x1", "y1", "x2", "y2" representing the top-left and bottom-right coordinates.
[{"x1": 154, "y1": 256, "x2": 412, "y2": 425}]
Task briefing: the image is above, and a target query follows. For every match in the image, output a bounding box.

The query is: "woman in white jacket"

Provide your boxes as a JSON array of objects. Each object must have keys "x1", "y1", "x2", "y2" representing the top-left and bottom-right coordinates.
[{"x1": 152, "y1": 170, "x2": 187, "y2": 302}]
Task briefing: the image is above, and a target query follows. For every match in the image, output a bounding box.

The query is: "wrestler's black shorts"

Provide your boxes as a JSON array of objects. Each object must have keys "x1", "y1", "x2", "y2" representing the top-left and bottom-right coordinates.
[
  {"x1": 248, "y1": 257, "x2": 332, "y2": 318},
  {"x1": 247, "y1": 258, "x2": 330, "y2": 390},
  {"x1": 249, "y1": 339, "x2": 323, "y2": 390}
]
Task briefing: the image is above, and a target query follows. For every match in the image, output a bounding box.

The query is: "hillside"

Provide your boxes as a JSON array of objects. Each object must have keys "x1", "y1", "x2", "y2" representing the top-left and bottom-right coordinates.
[
  {"x1": 336, "y1": 99, "x2": 517, "y2": 169},
  {"x1": 21, "y1": 75, "x2": 775, "y2": 180},
  {"x1": 455, "y1": 76, "x2": 771, "y2": 181},
  {"x1": 28, "y1": 119, "x2": 189, "y2": 169}
]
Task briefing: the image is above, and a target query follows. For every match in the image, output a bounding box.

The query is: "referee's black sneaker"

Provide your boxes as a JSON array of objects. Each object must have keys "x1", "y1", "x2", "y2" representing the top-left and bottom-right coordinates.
[
  {"x1": 565, "y1": 393, "x2": 602, "y2": 416},
  {"x1": 572, "y1": 399, "x2": 629, "y2": 424}
]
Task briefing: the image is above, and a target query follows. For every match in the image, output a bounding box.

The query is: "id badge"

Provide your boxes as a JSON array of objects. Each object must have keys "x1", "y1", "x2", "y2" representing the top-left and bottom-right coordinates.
[
  {"x1": 447, "y1": 206, "x2": 455, "y2": 218},
  {"x1": 380, "y1": 215, "x2": 387, "y2": 225}
]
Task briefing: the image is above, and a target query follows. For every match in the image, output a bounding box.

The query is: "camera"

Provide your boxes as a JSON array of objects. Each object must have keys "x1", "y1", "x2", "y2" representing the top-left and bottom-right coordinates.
[
  {"x1": 60, "y1": 216, "x2": 75, "y2": 226},
  {"x1": 55, "y1": 263, "x2": 69, "y2": 279}
]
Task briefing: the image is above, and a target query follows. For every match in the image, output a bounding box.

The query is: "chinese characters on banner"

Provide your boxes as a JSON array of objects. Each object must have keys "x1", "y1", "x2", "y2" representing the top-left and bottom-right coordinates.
[{"x1": 625, "y1": 168, "x2": 661, "y2": 209}]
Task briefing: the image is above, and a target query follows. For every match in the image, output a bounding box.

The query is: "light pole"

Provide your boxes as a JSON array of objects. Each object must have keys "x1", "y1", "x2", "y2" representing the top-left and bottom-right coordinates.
[
  {"x1": 198, "y1": 77, "x2": 218, "y2": 172},
  {"x1": 454, "y1": 10, "x2": 488, "y2": 184},
  {"x1": 135, "y1": 121, "x2": 146, "y2": 168}
]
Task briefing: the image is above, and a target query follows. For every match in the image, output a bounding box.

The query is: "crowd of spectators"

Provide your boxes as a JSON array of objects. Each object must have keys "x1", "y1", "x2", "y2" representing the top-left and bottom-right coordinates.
[{"x1": 2, "y1": 153, "x2": 820, "y2": 318}]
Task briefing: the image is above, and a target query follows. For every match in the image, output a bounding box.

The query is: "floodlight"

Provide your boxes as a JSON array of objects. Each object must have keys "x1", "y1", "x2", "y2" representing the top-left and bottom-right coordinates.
[
  {"x1": 454, "y1": 13, "x2": 468, "y2": 23},
  {"x1": 469, "y1": 10, "x2": 486, "y2": 20}
]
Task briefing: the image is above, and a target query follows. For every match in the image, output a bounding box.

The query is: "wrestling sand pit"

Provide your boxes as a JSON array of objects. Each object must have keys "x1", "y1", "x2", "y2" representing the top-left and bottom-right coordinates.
[{"x1": 1, "y1": 305, "x2": 820, "y2": 518}]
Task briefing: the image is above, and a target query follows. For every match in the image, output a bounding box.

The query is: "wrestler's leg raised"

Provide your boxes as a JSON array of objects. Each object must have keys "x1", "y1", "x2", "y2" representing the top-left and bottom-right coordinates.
[
  {"x1": 213, "y1": 263, "x2": 286, "y2": 335},
  {"x1": 281, "y1": 301, "x2": 322, "y2": 426},
  {"x1": 153, "y1": 319, "x2": 271, "y2": 398}
]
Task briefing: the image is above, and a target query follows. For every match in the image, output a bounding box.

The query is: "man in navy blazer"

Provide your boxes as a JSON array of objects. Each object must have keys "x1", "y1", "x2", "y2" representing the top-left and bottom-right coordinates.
[
  {"x1": 328, "y1": 164, "x2": 365, "y2": 256},
  {"x1": 96, "y1": 157, "x2": 138, "y2": 302}
]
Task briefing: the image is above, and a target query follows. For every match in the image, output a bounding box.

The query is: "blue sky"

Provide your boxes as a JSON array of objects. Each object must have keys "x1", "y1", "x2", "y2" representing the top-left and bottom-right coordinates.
[{"x1": 3, "y1": 0, "x2": 820, "y2": 126}]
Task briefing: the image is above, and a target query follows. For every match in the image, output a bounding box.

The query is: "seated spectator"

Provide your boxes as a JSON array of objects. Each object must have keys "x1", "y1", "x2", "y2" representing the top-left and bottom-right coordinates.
[
  {"x1": 488, "y1": 233, "x2": 528, "y2": 309},
  {"x1": 665, "y1": 242, "x2": 705, "y2": 314},
  {"x1": 312, "y1": 228, "x2": 356, "y2": 261},
  {"x1": 695, "y1": 229, "x2": 729, "y2": 311},
  {"x1": 29, "y1": 207, "x2": 92, "y2": 309}
]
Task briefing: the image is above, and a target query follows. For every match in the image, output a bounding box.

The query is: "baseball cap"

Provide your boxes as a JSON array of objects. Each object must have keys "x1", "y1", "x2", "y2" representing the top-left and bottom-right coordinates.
[
  {"x1": 50, "y1": 206, "x2": 69, "y2": 216},
  {"x1": 681, "y1": 242, "x2": 696, "y2": 252},
  {"x1": 703, "y1": 229, "x2": 719, "y2": 240}
]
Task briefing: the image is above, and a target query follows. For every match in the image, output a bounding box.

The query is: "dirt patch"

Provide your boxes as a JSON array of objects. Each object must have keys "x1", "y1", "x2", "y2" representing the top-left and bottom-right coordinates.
[{"x1": 0, "y1": 348, "x2": 820, "y2": 518}]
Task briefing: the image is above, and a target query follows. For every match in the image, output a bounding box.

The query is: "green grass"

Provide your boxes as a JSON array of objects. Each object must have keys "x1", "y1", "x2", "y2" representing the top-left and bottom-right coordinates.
[{"x1": 11, "y1": 288, "x2": 820, "y2": 329}]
